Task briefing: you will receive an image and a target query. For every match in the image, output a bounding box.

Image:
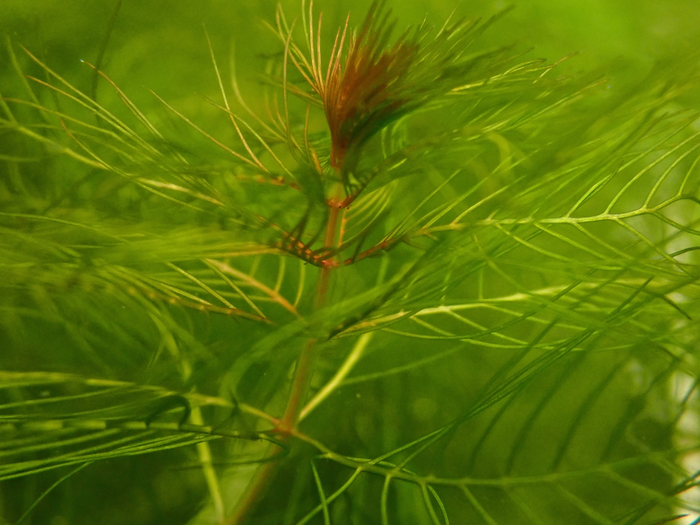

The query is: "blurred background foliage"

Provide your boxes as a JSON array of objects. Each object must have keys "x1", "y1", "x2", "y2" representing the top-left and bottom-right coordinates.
[
  {"x1": 1, "y1": 1, "x2": 700, "y2": 525},
  {"x1": 3, "y1": 0, "x2": 700, "y2": 105}
]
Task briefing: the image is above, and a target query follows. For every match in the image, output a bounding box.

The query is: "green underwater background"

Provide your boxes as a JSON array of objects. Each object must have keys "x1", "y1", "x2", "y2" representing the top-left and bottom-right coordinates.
[{"x1": 2, "y1": 1, "x2": 700, "y2": 524}]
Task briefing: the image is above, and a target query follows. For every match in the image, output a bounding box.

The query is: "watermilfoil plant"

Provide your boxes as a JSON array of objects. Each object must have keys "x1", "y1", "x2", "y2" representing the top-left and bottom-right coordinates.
[
  {"x1": 281, "y1": 1, "x2": 512, "y2": 176},
  {"x1": 1, "y1": 1, "x2": 700, "y2": 524}
]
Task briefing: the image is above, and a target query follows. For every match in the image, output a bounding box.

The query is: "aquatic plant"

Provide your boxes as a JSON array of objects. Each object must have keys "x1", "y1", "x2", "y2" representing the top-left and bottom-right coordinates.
[{"x1": 1, "y1": 1, "x2": 700, "y2": 524}]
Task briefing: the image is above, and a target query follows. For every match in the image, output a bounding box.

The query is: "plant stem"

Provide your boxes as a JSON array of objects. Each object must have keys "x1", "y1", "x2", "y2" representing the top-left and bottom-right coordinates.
[
  {"x1": 225, "y1": 184, "x2": 344, "y2": 524},
  {"x1": 223, "y1": 450, "x2": 279, "y2": 525},
  {"x1": 192, "y1": 406, "x2": 225, "y2": 522},
  {"x1": 279, "y1": 195, "x2": 341, "y2": 430}
]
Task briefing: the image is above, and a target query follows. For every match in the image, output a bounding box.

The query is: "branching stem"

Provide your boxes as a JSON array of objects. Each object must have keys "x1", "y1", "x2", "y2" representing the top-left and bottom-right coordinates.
[
  {"x1": 226, "y1": 184, "x2": 345, "y2": 524},
  {"x1": 281, "y1": 185, "x2": 343, "y2": 430}
]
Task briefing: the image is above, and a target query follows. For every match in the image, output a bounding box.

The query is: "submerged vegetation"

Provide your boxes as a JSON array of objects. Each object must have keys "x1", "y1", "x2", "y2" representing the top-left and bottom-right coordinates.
[{"x1": 1, "y1": 0, "x2": 700, "y2": 523}]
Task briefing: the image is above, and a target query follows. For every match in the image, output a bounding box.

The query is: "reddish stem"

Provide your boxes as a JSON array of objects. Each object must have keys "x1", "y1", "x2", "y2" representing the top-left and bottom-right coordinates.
[
  {"x1": 279, "y1": 197, "x2": 341, "y2": 430},
  {"x1": 225, "y1": 191, "x2": 343, "y2": 525}
]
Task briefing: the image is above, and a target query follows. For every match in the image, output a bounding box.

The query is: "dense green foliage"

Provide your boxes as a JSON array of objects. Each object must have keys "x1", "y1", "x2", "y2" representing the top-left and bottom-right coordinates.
[{"x1": 1, "y1": 1, "x2": 700, "y2": 524}]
